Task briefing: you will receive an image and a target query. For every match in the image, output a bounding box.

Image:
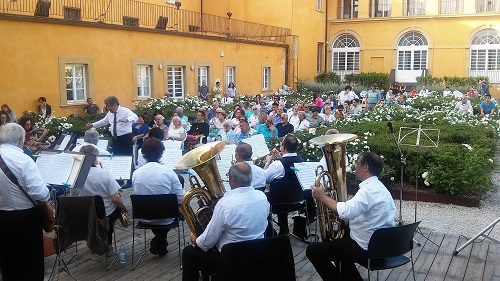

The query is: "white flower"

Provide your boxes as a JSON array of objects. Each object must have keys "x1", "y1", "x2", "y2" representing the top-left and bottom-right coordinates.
[
  {"x1": 461, "y1": 144, "x2": 473, "y2": 151},
  {"x1": 346, "y1": 166, "x2": 351, "y2": 173},
  {"x1": 390, "y1": 177, "x2": 394, "y2": 181},
  {"x1": 309, "y1": 143, "x2": 315, "y2": 149},
  {"x1": 424, "y1": 180, "x2": 430, "y2": 186},
  {"x1": 422, "y1": 172, "x2": 428, "y2": 179},
  {"x1": 489, "y1": 159, "x2": 494, "y2": 163},
  {"x1": 47, "y1": 135, "x2": 56, "y2": 143}
]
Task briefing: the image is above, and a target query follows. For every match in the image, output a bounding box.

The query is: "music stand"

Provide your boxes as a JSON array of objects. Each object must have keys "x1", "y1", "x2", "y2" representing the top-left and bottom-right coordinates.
[
  {"x1": 399, "y1": 125, "x2": 440, "y2": 246},
  {"x1": 453, "y1": 217, "x2": 500, "y2": 255}
]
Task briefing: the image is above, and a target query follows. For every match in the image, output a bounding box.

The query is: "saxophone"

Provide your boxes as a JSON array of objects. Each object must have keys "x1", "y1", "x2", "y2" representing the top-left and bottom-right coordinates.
[
  {"x1": 310, "y1": 134, "x2": 357, "y2": 241},
  {"x1": 176, "y1": 141, "x2": 227, "y2": 236}
]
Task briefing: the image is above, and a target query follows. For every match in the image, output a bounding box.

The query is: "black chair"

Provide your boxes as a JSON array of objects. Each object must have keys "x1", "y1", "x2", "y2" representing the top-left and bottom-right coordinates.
[
  {"x1": 358, "y1": 221, "x2": 420, "y2": 281},
  {"x1": 268, "y1": 180, "x2": 310, "y2": 240},
  {"x1": 130, "y1": 194, "x2": 184, "y2": 270},
  {"x1": 218, "y1": 235, "x2": 295, "y2": 281}
]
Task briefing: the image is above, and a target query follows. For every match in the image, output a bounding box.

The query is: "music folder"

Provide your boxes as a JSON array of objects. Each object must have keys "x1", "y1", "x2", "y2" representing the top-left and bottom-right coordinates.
[
  {"x1": 293, "y1": 162, "x2": 322, "y2": 190},
  {"x1": 97, "y1": 155, "x2": 133, "y2": 180},
  {"x1": 35, "y1": 150, "x2": 94, "y2": 189}
]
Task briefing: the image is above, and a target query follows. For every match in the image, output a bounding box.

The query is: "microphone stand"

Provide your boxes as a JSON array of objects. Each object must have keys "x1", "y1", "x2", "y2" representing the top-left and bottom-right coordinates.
[{"x1": 388, "y1": 123, "x2": 405, "y2": 227}]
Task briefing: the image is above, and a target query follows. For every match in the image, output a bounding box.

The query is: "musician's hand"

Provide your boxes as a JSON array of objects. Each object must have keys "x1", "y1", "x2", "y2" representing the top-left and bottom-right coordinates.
[
  {"x1": 265, "y1": 154, "x2": 273, "y2": 164},
  {"x1": 190, "y1": 232, "x2": 197, "y2": 245},
  {"x1": 86, "y1": 122, "x2": 93, "y2": 128},
  {"x1": 310, "y1": 185, "x2": 326, "y2": 200}
]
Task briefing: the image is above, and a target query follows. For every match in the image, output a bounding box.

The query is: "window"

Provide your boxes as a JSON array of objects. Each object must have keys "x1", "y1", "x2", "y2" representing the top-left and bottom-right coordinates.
[
  {"x1": 226, "y1": 67, "x2": 235, "y2": 87},
  {"x1": 263, "y1": 67, "x2": 271, "y2": 90},
  {"x1": 331, "y1": 34, "x2": 360, "y2": 80},
  {"x1": 167, "y1": 66, "x2": 184, "y2": 98},
  {"x1": 404, "y1": 0, "x2": 426, "y2": 16},
  {"x1": 65, "y1": 64, "x2": 87, "y2": 103},
  {"x1": 316, "y1": 0, "x2": 322, "y2": 11},
  {"x1": 198, "y1": 66, "x2": 208, "y2": 86},
  {"x1": 476, "y1": 0, "x2": 500, "y2": 12},
  {"x1": 396, "y1": 31, "x2": 428, "y2": 82},
  {"x1": 470, "y1": 29, "x2": 500, "y2": 82},
  {"x1": 166, "y1": 0, "x2": 175, "y2": 3},
  {"x1": 440, "y1": 0, "x2": 463, "y2": 14},
  {"x1": 317, "y1": 43, "x2": 323, "y2": 73},
  {"x1": 341, "y1": 0, "x2": 359, "y2": 19},
  {"x1": 370, "y1": 0, "x2": 392, "y2": 17},
  {"x1": 137, "y1": 65, "x2": 151, "y2": 98}
]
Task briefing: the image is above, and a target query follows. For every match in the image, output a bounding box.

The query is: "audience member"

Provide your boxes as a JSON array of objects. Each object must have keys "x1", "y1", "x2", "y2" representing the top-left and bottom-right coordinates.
[
  {"x1": 294, "y1": 111, "x2": 309, "y2": 132},
  {"x1": 480, "y1": 95, "x2": 496, "y2": 116},
  {"x1": 232, "y1": 119, "x2": 255, "y2": 145},
  {"x1": 454, "y1": 96, "x2": 473, "y2": 115},
  {"x1": 0, "y1": 111, "x2": 10, "y2": 126},
  {"x1": 443, "y1": 86, "x2": 452, "y2": 97},
  {"x1": 257, "y1": 116, "x2": 278, "y2": 141},
  {"x1": 153, "y1": 115, "x2": 168, "y2": 139},
  {"x1": 276, "y1": 113, "x2": 295, "y2": 137},
  {"x1": 1, "y1": 104, "x2": 16, "y2": 123},
  {"x1": 307, "y1": 107, "x2": 325, "y2": 129},
  {"x1": 37, "y1": 96, "x2": 52, "y2": 119},
  {"x1": 166, "y1": 117, "x2": 186, "y2": 141},
  {"x1": 226, "y1": 82, "x2": 238, "y2": 98},
  {"x1": 132, "y1": 114, "x2": 149, "y2": 148},
  {"x1": 185, "y1": 111, "x2": 209, "y2": 150},
  {"x1": 84, "y1": 98, "x2": 99, "y2": 115},
  {"x1": 198, "y1": 80, "x2": 209, "y2": 101}
]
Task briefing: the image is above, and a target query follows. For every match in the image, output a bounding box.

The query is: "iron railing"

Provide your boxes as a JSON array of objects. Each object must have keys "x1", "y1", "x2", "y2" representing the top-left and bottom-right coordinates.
[
  {"x1": 0, "y1": 0, "x2": 290, "y2": 43},
  {"x1": 370, "y1": 3, "x2": 392, "y2": 17},
  {"x1": 404, "y1": 0, "x2": 426, "y2": 16}
]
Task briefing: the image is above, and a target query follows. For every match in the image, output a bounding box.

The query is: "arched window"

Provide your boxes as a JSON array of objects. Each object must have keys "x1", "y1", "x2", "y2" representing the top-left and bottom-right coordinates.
[
  {"x1": 396, "y1": 31, "x2": 428, "y2": 83},
  {"x1": 331, "y1": 34, "x2": 360, "y2": 80},
  {"x1": 470, "y1": 29, "x2": 500, "y2": 82}
]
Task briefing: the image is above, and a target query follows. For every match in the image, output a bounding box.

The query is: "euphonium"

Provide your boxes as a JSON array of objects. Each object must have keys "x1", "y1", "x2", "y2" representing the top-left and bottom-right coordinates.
[
  {"x1": 310, "y1": 134, "x2": 357, "y2": 241},
  {"x1": 176, "y1": 141, "x2": 227, "y2": 236}
]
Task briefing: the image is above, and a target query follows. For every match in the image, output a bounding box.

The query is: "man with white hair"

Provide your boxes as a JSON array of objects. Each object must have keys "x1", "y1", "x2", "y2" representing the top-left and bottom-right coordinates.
[
  {"x1": 73, "y1": 128, "x2": 111, "y2": 155},
  {"x1": 0, "y1": 123, "x2": 50, "y2": 280},
  {"x1": 217, "y1": 120, "x2": 237, "y2": 144},
  {"x1": 454, "y1": 96, "x2": 473, "y2": 115}
]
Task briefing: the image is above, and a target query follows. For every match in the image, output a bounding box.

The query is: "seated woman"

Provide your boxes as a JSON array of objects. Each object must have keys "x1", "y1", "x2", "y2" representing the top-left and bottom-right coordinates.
[
  {"x1": 1, "y1": 104, "x2": 16, "y2": 123},
  {"x1": 132, "y1": 114, "x2": 149, "y2": 149},
  {"x1": 137, "y1": 127, "x2": 163, "y2": 168},
  {"x1": 208, "y1": 109, "x2": 226, "y2": 142},
  {"x1": 78, "y1": 145, "x2": 128, "y2": 251},
  {"x1": 216, "y1": 120, "x2": 237, "y2": 144},
  {"x1": 153, "y1": 115, "x2": 168, "y2": 140},
  {"x1": 185, "y1": 111, "x2": 209, "y2": 151},
  {"x1": 18, "y1": 116, "x2": 49, "y2": 153},
  {"x1": 319, "y1": 106, "x2": 336, "y2": 123},
  {"x1": 0, "y1": 111, "x2": 11, "y2": 126},
  {"x1": 166, "y1": 116, "x2": 186, "y2": 141}
]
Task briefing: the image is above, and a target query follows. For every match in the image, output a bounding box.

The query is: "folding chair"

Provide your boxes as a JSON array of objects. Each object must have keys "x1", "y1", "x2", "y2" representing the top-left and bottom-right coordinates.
[
  {"x1": 358, "y1": 221, "x2": 420, "y2": 281},
  {"x1": 218, "y1": 235, "x2": 296, "y2": 281},
  {"x1": 130, "y1": 194, "x2": 184, "y2": 270}
]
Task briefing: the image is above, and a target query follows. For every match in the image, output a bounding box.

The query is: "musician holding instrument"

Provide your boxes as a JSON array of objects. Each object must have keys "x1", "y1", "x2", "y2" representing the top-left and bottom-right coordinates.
[
  {"x1": 0, "y1": 123, "x2": 50, "y2": 281},
  {"x1": 182, "y1": 162, "x2": 269, "y2": 281},
  {"x1": 78, "y1": 145, "x2": 128, "y2": 251},
  {"x1": 264, "y1": 134, "x2": 316, "y2": 235},
  {"x1": 133, "y1": 138, "x2": 185, "y2": 256},
  {"x1": 307, "y1": 152, "x2": 396, "y2": 281},
  {"x1": 234, "y1": 143, "x2": 266, "y2": 191}
]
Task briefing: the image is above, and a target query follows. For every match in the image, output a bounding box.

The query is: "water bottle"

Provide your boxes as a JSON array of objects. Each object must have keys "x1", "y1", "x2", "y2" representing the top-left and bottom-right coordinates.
[{"x1": 118, "y1": 244, "x2": 126, "y2": 264}]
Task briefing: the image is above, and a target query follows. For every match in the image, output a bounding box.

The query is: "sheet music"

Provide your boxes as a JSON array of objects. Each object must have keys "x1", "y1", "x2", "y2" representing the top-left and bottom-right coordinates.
[
  {"x1": 56, "y1": 135, "x2": 71, "y2": 151},
  {"x1": 163, "y1": 140, "x2": 183, "y2": 150},
  {"x1": 218, "y1": 144, "x2": 236, "y2": 162},
  {"x1": 76, "y1": 138, "x2": 109, "y2": 151},
  {"x1": 67, "y1": 154, "x2": 86, "y2": 186},
  {"x1": 216, "y1": 159, "x2": 232, "y2": 192},
  {"x1": 293, "y1": 162, "x2": 322, "y2": 190},
  {"x1": 161, "y1": 149, "x2": 183, "y2": 170},
  {"x1": 242, "y1": 134, "x2": 270, "y2": 158},
  {"x1": 98, "y1": 156, "x2": 132, "y2": 180},
  {"x1": 36, "y1": 153, "x2": 76, "y2": 185}
]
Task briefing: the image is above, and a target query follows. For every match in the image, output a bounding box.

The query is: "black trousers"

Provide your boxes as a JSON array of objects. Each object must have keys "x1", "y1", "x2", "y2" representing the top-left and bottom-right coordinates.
[
  {"x1": 182, "y1": 245, "x2": 220, "y2": 281},
  {"x1": 267, "y1": 189, "x2": 317, "y2": 231},
  {"x1": 107, "y1": 208, "x2": 121, "y2": 245},
  {"x1": 306, "y1": 234, "x2": 368, "y2": 281},
  {"x1": 112, "y1": 133, "x2": 133, "y2": 156},
  {"x1": 0, "y1": 207, "x2": 44, "y2": 281}
]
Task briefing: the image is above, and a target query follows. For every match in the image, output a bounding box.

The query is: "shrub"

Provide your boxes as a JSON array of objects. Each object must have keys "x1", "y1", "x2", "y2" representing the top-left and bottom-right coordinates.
[
  {"x1": 344, "y1": 72, "x2": 390, "y2": 90},
  {"x1": 314, "y1": 72, "x2": 341, "y2": 84}
]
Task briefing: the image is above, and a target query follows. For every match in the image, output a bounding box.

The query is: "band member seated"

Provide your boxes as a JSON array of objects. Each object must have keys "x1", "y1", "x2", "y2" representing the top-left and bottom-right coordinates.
[
  {"x1": 182, "y1": 162, "x2": 269, "y2": 281},
  {"x1": 72, "y1": 128, "x2": 111, "y2": 155},
  {"x1": 78, "y1": 145, "x2": 128, "y2": 251},
  {"x1": 306, "y1": 152, "x2": 396, "y2": 281},
  {"x1": 234, "y1": 143, "x2": 266, "y2": 191},
  {"x1": 264, "y1": 134, "x2": 316, "y2": 236},
  {"x1": 132, "y1": 138, "x2": 185, "y2": 256}
]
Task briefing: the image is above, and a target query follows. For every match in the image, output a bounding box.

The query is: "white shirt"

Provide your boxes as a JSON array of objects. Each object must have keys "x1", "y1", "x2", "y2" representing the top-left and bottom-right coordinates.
[
  {"x1": 92, "y1": 105, "x2": 138, "y2": 137},
  {"x1": 196, "y1": 186, "x2": 269, "y2": 252},
  {"x1": 79, "y1": 167, "x2": 120, "y2": 216},
  {"x1": 221, "y1": 96, "x2": 234, "y2": 105},
  {"x1": 264, "y1": 153, "x2": 297, "y2": 183},
  {"x1": 0, "y1": 144, "x2": 50, "y2": 210},
  {"x1": 133, "y1": 162, "x2": 185, "y2": 224},
  {"x1": 167, "y1": 126, "x2": 185, "y2": 140},
  {"x1": 336, "y1": 176, "x2": 396, "y2": 250},
  {"x1": 288, "y1": 114, "x2": 300, "y2": 128},
  {"x1": 72, "y1": 142, "x2": 110, "y2": 155},
  {"x1": 244, "y1": 161, "x2": 266, "y2": 189},
  {"x1": 443, "y1": 90, "x2": 452, "y2": 97},
  {"x1": 294, "y1": 119, "x2": 309, "y2": 132},
  {"x1": 248, "y1": 114, "x2": 259, "y2": 128},
  {"x1": 338, "y1": 91, "x2": 357, "y2": 104},
  {"x1": 454, "y1": 100, "x2": 473, "y2": 115},
  {"x1": 319, "y1": 113, "x2": 336, "y2": 123}
]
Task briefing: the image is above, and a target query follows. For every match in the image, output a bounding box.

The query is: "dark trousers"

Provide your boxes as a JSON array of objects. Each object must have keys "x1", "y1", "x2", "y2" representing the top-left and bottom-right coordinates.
[
  {"x1": 107, "y1": 208, "x2": 121, "y2": 245},
  {"x1": 182, "y1": 245, "x2": 220, "y2": 281},
  {"x1": 306, "y1": 234, "x2": 368, "y2": 281},
  {"x1": 267, "y1": 189, "x2": 317, "y2": 232},
  {"x1": 0, "y1": 208, "x2": 44, "y2": 281},
  {"x1": 112, "y1": 133, "x2": 133, "y2": 155}
]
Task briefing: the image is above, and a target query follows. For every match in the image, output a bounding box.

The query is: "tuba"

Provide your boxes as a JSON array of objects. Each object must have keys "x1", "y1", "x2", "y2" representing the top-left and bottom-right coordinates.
[
  {"x1": 176, "y1": 141, "x2": 227, "y2": 236},
  {"x1": 309, "y1": 134, "x2": 357, "y2": 241}
]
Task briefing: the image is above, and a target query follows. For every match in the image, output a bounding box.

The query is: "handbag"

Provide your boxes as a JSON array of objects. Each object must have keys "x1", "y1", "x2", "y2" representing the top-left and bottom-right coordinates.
[{"x1": 0, "y1": 155, "x2": 55, "y2": 233}]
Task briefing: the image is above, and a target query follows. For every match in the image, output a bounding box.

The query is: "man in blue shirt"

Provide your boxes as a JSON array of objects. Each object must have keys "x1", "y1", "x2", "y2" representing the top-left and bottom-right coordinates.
[
  {"x1": 257, "y1": 116, "x2": 278, "y2": 141},
  {"x1": 233, "y1": 119, "x2": 255, "y2": 144},
  {"x1": 276, "y1": 113, "x2": 294, "y2": 137},
  {"x1": 365, "y1": 84, "x2": 382, "y2": 111},
  {"x1": 480, "y1": 95, "x2": 496, "y2": 116}
]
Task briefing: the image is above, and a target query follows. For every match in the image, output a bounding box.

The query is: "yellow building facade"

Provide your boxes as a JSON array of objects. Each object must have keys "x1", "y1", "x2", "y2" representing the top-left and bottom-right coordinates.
[
  {"x1": 326, "y1": 0, "x2": 500, "y2": 95},
  {"x1": 0, "y1": 0, "x2": 326, "y2": 116}
]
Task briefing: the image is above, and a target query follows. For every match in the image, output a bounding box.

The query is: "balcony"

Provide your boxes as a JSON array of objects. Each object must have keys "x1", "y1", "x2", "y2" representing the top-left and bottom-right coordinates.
[
  {"x1": 0, "y1": 0, "x2": 290, "y2": 43},
  {"x1": 403, "y1": 0, "x2": 426, "y2": 16},
  {"x1": 370, "y1": 3, "x2": 392, "y2": 17},
  {"x1": 476, "y1": 0, "x2": 500, "y2": 12},
  {"x1": 440, "y1": 0, "x2": 463, "y2": 14}
]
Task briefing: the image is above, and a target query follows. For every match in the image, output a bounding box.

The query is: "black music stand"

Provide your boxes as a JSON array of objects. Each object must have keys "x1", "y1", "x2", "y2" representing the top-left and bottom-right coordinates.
[
  {"x1": 399, "y1": 125, "x2": 440, "y2": 246},
  {"x1": 453, "y1": 217, "x2": 500, "y2": 255}
]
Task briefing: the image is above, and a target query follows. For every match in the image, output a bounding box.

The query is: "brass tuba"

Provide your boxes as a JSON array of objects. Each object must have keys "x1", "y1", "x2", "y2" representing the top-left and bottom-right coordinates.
[
  {"x1": 309, "y1": 134, "x2": 357, "y2": 241},
  {"x1": 176, "y1": 141, "x2": 227, "y2": 236}
]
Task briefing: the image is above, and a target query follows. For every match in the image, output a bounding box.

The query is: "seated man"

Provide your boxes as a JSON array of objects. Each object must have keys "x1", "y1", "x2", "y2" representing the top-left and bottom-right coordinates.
[
  {"x1": 234, "y1": 143, "x2": 266, "y2": 190},
  {"x1": 307, "y1": 107, "x2": 325, "y2": 129},
  {"x1": 276, "y1": 113, "x2": 294, "y2": 137},
  {"x1": 182, "y1": 162, "x2": 269, "y2": 281},
  {"x1": 232, "y1": 119, "x2": 255, "y2": 145},
  {"x1": 454, "y1": 96, "x2": 473, "y2": 115},
  {"x1": 264, "y1": 134, "x2": 316, "y2": 235},
  {"x1": 294, "y1": 111, "x2": 309, "y2": 132},
  {"x1": 73, "y1": 128, "x2": 110, "y2": 155},
  {"x1": 132, "y1": 138, "x2": 185, "y2": 256},
  {"x1": 185, "y1": 111, "x2": 209, "y2": 151},
  {"x1": 307, "y1": 152, "x2": 396, "y2": 281},
  {"x1": 480, "y1": 95, "x2": 496, "y2": 116},
  {"x1": 256, "y1": 116, "x2": 278, "y2": 141}
]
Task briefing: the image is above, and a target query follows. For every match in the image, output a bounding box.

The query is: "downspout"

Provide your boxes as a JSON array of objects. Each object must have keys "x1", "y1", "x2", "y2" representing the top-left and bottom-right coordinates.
[
  {"x1": 285, "y1": 45, "x2": 289, "y2": 87},
  {"x1": 324, "y1": 0, "x2": 329, "y2": 73},
  {"x1": 200, "y1": 0, "x2": 203, "y2": 31}
]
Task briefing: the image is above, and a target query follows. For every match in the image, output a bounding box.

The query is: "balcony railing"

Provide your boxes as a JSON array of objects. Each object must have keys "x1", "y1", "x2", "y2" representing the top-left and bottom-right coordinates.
[
  {"x1": 404, "y1": 0, "x2": 426, "y2": 16},
  {"x1": 440, "y1": 0, "x2": 463, "y2": 14},
  {"x1": 0, "y1": 0, "x2": 290, "y2": 43},
  {"x1": 370, "y1": 4, "x2": 392, "y2": 17},
  {"x1": 476, "y1": 0, "x2": 500, "y2": 13}
]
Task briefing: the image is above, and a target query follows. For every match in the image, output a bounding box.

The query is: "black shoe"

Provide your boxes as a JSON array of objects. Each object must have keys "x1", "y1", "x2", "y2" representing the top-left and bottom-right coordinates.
[
  {"x1": 149, "y1": 237, "x2": 160, "y2": 255},
  {"x1": 278, "y1": 227, "x2": 289, "y2": 236},
  {"x1": 158, "y1": 240, "x2": 168, "y2": 257}
]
